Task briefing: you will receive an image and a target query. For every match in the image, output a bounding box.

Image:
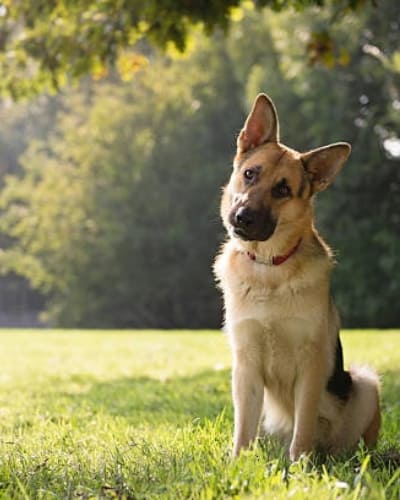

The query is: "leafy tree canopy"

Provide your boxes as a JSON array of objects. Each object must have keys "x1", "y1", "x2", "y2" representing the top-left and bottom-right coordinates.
[
  {"x1": 0, "y1": 0, "x2": 398, "y2": 328},
  {"x1": 0, "y1": 0, "x2": 371, "y2": 98}
]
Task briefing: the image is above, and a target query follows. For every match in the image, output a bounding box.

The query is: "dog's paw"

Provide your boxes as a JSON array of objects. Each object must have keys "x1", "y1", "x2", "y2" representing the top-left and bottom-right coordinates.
[{"x1": 289, "y1": 440, "x2": 311, "y2": 461}]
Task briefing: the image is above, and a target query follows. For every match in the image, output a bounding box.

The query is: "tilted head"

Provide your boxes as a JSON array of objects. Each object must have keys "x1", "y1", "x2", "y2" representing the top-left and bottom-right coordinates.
[{"x1": 221, "y1": 94, "x2": 351, "y2": 245}]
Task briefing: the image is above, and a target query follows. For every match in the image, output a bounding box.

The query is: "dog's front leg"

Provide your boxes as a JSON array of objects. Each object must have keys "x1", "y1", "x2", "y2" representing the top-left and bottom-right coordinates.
[
  {"x1": 290, "y1": 345, "x2": 325, "y2": 461},
  {"x1": 232, "y1": 352, "x2": 264, "y2": 457}
]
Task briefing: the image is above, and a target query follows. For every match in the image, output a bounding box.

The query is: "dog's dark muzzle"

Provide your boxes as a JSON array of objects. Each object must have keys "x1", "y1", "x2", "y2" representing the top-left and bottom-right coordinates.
[{"x1": 230, "y1": 206, "x2": 276, "y2": 241}]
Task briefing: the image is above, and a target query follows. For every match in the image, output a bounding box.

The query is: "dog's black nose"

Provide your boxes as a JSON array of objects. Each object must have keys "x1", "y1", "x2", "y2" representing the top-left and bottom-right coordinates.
[{"x1": 235, "y1": 207, "x2": 255, "y2": 227}]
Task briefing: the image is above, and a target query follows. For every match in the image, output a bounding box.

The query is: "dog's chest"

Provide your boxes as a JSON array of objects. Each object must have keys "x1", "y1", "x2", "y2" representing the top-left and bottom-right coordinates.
[
  {"x1": 226, "y1": 273, "x2": 321, "y2": 342},
  {"x1": 225, "y1": 264, "x2": 326, "y2": 381},
  {"x1": 230, "y1": 315, "x2": 316, "y2": 377},
  {"x1": 218, "y1": 248, "x2": 328, "y2": 341}
]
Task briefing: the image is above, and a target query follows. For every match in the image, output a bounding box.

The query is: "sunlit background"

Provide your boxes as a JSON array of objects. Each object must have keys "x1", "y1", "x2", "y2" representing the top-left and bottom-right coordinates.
[{"x1": 0, "y1": 0, "x2": 398, "y2": 329}]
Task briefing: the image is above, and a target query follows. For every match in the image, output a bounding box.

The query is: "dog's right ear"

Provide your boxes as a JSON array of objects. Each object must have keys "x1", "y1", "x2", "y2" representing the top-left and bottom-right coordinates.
[{"x1": 237, "y1": 93, "x2": 280, "y2": 153}]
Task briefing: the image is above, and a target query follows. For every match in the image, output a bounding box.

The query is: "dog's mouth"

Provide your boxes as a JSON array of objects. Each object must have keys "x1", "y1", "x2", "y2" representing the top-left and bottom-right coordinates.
[
  {"x1": 232, "y1": 227, "x2": 250, "y2": 239},
  {"x1": 232, "y1": 226, "x2": 275, "y2": 242},
  {"x1": 229, "y1": 207, "x2": 277, "y2": 242}
]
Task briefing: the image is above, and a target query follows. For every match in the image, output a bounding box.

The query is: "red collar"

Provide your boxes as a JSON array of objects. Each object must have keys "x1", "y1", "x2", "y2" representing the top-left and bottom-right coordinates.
[{"x1": 246, "y1": 239, "x2": 302, "y2": 266}]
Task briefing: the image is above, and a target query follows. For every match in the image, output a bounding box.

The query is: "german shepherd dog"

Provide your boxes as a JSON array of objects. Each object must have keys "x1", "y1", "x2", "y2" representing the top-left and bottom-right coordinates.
[{"x1": 214, "y1": 94, "x2": 381, "y2": 460}]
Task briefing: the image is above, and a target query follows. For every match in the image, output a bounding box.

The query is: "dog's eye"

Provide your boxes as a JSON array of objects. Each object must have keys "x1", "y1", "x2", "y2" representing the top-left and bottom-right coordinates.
[
  {"x1": 244, "y1": 169, "x2": 255, "y2": 181},
  {"x1": 243, "y1": 166, "x2": 261, "y2": 183},
  {"x1": 272, "y1": 179, "x2": 292, "y2": 199}
]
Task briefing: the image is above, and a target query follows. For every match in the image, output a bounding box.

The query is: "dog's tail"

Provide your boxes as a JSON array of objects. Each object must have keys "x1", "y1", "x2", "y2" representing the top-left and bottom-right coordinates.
[{"x1": 342, "y1": 365, "x2": 381, "y2": 449}]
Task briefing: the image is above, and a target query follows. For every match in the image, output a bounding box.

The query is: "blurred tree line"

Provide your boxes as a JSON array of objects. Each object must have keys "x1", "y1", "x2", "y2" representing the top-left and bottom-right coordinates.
[{"x1": 0, "y1": 0, "x2": 398, "y2": 328}]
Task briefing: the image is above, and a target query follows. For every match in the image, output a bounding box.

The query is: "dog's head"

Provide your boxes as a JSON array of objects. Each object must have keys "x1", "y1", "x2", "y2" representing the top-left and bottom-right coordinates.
[{"x1": 221, "y1": 94, "x2": 351, "y2": 244}]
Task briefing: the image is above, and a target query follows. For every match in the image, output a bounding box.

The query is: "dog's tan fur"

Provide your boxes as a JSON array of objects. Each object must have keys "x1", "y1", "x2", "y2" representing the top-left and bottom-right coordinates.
[{"x1": 214, "y1": 93, "x2": 380, "y2": 460}]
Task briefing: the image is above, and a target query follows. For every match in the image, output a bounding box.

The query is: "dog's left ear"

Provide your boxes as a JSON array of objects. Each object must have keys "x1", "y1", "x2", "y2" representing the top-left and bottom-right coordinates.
[
  {"x1": 237, "y1": 93, "x2": 280, "y2": 153},
  {"x1": 301, "y1": 142, "x2": 351, "y2": 193}
]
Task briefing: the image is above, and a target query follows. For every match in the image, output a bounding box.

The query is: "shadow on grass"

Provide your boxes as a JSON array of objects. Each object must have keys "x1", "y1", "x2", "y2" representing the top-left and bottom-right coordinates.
[
  {"x1": 48, "y1": 367, "x2": 399, "y2": 464},
  {"x1": 58, "y1": 369, "x2": 232, "y2": 427}
]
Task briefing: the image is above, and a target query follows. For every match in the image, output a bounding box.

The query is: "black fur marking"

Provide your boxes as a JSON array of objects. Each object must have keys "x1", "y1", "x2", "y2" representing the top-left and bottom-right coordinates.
[
  {"x1": 327, "y1": 336, "x2": 353, "y2": 402},
  {"x1": 271, "y1": 178, "x2": 292, "y2": 199},
  {"x1": 297, "y1": 168, "x2": 307, "y2": 197}
]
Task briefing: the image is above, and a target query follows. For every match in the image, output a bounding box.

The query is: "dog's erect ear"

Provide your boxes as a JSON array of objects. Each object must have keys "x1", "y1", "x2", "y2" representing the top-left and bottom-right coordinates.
[
  {"x1": 301, "y1": 142, "x2": 351, "y2": 193},
  {"x1": 237, "y1": 93, "x2": 279, "y2": 153}
]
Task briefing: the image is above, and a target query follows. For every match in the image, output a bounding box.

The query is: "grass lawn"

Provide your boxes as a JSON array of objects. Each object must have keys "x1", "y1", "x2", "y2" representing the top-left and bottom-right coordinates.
[{"x1": 0, "y1": 329, "x2": 399, "y2": 499}]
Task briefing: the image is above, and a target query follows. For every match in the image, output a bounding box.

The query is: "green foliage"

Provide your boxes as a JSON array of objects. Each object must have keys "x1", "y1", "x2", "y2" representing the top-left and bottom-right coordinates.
[
  {"x1": 0, "y1": 0, "x2": 373, "y2": 97},
  {"x1": 0, "y1": 329, "x2": 399, "y2": 498},
  {"x1": 0, "y1": 36, "x2": 243, "y2": 327},
  {"x1": 0, "y1": 0, "x2": 399, "y2": 327}
]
